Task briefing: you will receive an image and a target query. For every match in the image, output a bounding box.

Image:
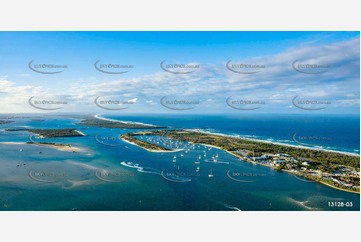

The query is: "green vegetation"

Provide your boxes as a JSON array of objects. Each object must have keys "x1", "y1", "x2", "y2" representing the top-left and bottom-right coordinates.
[
  {"x1": 26, "y1": 141, "x2": 71, "y2": 147},
  {"x1": 120, "y1": 133, "x2": 171, "y2": 151},
  {"x1": 122, "y1": 129, "x2": 360, "y2": 193},
  {"x1": 27, "y1": 129, "x2": 84, "y2": 138},
  {"x1": 79, "y1": 117, "x2": 166, "y2": 129},
  {"x1": 5, "y1": 128, "x2": 84, "y2": 138},
  {"x1": 136, "y1": 130, "x2": 359, "y2": 170}
]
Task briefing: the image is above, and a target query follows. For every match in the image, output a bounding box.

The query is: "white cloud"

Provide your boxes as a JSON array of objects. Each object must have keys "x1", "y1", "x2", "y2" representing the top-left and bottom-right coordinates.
[{"x1": 0, "y1": 37, "x2": 359, "y2": 113}]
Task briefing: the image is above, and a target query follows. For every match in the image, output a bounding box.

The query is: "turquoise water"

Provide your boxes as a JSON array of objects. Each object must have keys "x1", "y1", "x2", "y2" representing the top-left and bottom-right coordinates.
[
  {"x1": 104, "y1": 114, "x2": 360, "y2": 154},
  {"x1": 0, "y1": 114, "x2": 359, "y2": 211}
]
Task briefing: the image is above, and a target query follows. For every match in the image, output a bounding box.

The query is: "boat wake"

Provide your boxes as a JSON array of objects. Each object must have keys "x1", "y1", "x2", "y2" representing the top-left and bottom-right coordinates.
[
  {"x1": 288, "y1": 197, "x2": 317, "y2": 210},
  {"x1": 120, "y1": 161, "x2": 160, "y2": 175},
  {"x1": 220, "y1": 202, "x2": 242, "y2": 211},
  {"x1": 160, "y1": 169, "x2": 192, "y2": 183},
  {"x1": 204, "y1": 159, "x2": 229, "y2": 165}
]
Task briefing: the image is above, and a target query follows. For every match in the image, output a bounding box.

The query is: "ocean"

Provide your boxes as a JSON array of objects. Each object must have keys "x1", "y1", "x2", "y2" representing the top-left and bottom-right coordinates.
[
  {"x1": 104, "y1": 113, "x2": 360, "y2": 154},
  {"x1": 0, "y1": 113, "x2": 359, "y2": 211}
]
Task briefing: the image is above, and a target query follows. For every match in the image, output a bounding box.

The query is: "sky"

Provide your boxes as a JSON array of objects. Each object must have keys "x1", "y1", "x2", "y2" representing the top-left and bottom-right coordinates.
[{"x1": 0, "y1": 31, "x2": 359, "y2": 114}]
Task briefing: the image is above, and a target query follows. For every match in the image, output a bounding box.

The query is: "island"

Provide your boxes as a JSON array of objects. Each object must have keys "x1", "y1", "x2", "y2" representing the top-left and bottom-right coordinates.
[
  {"x1": 26, "y1": 141, "x2": 81, "y2": 152},
  {"x1": 2, "y1": 128, "x2": 84, "y2": 152},
  {"x1": 0, "y1": 120, "x2": 13, "y2": 124},
  {"x1": 27, "y1": 128, "x2": 84, "y2": 138},
  {"x1": 79, "y1": 117, "x2": 166, "y2": 129},
  {"x1": 5, "y1": 128, "x2": 85, "y2": 138},
  {"x1": 120, "y1": 129, "x2": 360, "y2": 193}
]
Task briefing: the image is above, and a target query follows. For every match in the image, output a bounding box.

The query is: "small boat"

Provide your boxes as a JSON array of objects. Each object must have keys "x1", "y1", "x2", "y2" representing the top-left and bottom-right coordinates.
[
  {"x1": 208, "y1": 169, "x2": 213, "y2": 178},
  {"x1": 213, "y1": 156, "x2": 218, "y2": 163}
]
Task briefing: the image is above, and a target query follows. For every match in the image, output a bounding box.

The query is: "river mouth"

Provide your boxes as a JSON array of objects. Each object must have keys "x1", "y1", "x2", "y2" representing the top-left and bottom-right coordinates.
[{"x1": 0, "y1": 114, "x2": 359, "y2": 211}]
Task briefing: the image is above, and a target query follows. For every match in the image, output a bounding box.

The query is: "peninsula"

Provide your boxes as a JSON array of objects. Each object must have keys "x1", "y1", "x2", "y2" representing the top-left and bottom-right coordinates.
[
  {"x1": 121, "y1": 129, "x2": 360, "y2": 193},
  {"x1": 79, "y1": 116, "x2": 166, "y2": 129}
]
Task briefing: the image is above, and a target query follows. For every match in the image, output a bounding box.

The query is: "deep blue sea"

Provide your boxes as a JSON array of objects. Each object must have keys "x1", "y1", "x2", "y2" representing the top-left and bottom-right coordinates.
[
  {"x1": 104, "y1": 113, "x2": 360, "y2": 154},
  {"x1": 0, "y1": 113, "x2": 359, "y2": 211}
]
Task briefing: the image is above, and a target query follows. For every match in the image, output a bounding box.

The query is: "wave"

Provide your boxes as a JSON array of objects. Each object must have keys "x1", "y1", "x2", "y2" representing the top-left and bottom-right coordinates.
[
  {"x1": 94, "y1": 114, "x2": 156, "y2": 127},
  {"x1": 137, "y1": 167, "x2": 161, "y2": 175},
  {"x1": 220, "y1": 202, "x2": 242, "y2": 211},
  {"x1": 120, "y1": 161, "x2": 160, "y2": 175},
  {"x1": 185, "y1": 129, "x2": 359, "y2": 156},
  {"x1": 121, "y1": 163, "x2": 192, "y2": 182},
  {"x1": 160, "y1": 170, "x2": 192, "y2": 183},
  {"x1": 120, "y1": 161, "x2": 141, "y2": 169},
  {"x1": 204, "y1": 159, "x2": 230, "y2": 165}
]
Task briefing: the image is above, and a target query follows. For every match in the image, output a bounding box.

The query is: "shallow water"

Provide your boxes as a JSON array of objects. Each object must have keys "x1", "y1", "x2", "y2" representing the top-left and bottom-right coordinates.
[{"x1": 0, "y1": 114, "x2": 359, "y2": 211}]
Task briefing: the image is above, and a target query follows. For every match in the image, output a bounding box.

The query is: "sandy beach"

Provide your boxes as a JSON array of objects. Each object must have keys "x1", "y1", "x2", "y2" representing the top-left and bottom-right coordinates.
[
  {"x1": 0, "y1": 141, "x2": 25, "y2": 145},
  {"x1": 0, "y1": 141, "x2": 83, "y2": 152},
  {"x1": 75, "y1": 130, "x2": 86, "y2": 136},
  {"x1": 94, "y1": 114, "x2": 156, "y2": 127},
  {"x1": 185, "y1": 129, "x2": 360, "y2": 157},
  {"x1": 36, "y1": 143, "x2": 83, "y2": 152}
]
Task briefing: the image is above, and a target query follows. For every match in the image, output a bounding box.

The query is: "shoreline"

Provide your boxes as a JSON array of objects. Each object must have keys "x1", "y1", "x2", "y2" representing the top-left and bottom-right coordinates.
[
  {"x1": 196, "y1": 141, "x2": 360, "y2": 194},
  {"x1": 318, "y1": 180, "x2": 360, "y2": 194},
  {"x1": 185, "y1": 129, "x2": 360, "y2": 157},
  {"x1": 0, "y1": 141, "x2": 25, "y2": 145},
  {"x1": 94, "y1": 114, "x2": 156, "y2": 127},
  {"x1": 120, "y1": 137, "x2": 184, "y2": 153},
  {"x1": 35, "y1": 143, "x2": 83, "y2": 152},
  {"x1": 75, "y1": 130, "x2": 86, "y2": 136},
  {"x1": 0, "y1": 141, "x2": 82, "y2": 152},
  {"x1": 206, "y1": 143, "x2": 360, "y2": 194},
  {"x1": 123, "y1": 130, "x2": 360, "y2": 194}
]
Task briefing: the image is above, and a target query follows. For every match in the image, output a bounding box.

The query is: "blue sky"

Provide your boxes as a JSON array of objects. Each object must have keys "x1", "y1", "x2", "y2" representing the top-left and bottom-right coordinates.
[{"x1": 0, "y1": 31, "x2": 359, "y2": 114}]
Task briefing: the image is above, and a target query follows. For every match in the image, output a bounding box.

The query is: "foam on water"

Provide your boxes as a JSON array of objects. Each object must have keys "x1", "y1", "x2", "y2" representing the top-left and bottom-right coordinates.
[{"x1": 120, "y1": 161, "x2": 160, "y2": 175}]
